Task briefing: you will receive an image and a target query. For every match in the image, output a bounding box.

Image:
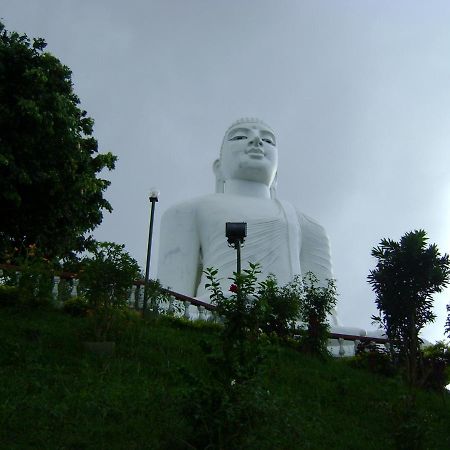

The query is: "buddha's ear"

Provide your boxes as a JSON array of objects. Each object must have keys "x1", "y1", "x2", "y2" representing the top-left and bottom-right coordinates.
[
  {"x1": 213, "y1": 158, "x2": 221, "y2": 176},
  {"x1": 213, "y1": 159, "x2": 224, "y2": 193}
]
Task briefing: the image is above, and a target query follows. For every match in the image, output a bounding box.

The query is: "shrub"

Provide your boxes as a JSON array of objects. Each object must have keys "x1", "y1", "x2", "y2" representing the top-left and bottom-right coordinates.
[
  {"x1": 0, "y1": 285, "x2": 19, "y2": 306},
  {"x1": 79, "y1": 241, "x2": 140, "y2": 341},
  {"x1": 258, "y1": 274, "x2": 301, "y2": 338},
  {"x1": 143, "y1": 278, "x2": 173, "y2": 314},
  {"x1": 63, "y1": 295, "x2": 89, "y2": 317},
  {"x1": 351, "y1": 342, "x2": 396, "y2": 377},
  {"x1": 5, "y1": 243, "x2": 54, "y2": 307},
  {"x1": 420, "y1": 341, "x2": 450, "y2": 391},
  {"x1": 205, "y1": 263, "x2": 267, "y2": 382},
  {"x1": 185, "y1": 264, "x2": 272, "y2": 448},
  {"x1": 297, "y1": 272, "x2": 337, "y2": 357}
]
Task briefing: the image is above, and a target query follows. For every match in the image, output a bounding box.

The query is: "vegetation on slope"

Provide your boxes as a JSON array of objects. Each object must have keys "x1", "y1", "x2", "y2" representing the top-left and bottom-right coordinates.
[{"x1": 1, "y1": 305, "x2": 449, "y2": 450}]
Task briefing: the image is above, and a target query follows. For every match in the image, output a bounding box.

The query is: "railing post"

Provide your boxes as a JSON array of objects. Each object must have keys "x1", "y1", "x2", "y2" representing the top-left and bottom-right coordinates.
[
  {"x1": 138, "y1": 285, "x2": 145, "y2": 309},
  {"x1": 183, "y1": 301, "x2": 190, "y2": 319},
  {"x1": 52, "y1": 276, "x2": 61, "y2": 304},
  {"x1": 167, "y1": 296, "x2": 175, "y2": 315},
  {"x1": 354, "y1": 339, "x2": 360, "y2": 356},
  {"x1": 128, "y1": 284, "x2": 137, "y2": 307},
  {"x1": 211, "y1": 311, "x2": 223, "y2": 324},
  {"x1": 70, "y1": 278, "x2": 79, "y2": 297},
  {"x1": 134, "y1": 285, "x2": 140, "y2": 309},
  {"x1": 198, "y1": 305, "x2": 206, "y2": 321},
  {"x1": 338, "y1": 338, "x2": 345, "y2": 357}
]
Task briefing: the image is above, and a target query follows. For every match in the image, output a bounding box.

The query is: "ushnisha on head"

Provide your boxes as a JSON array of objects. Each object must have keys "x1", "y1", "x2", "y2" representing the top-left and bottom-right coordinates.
[{"x1": 214, "y1": 118, "x2": 278, "y2": 195}]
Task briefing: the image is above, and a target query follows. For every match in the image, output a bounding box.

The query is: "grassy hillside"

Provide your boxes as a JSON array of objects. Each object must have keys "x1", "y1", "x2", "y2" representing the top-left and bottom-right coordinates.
[{"x1": 0, "y1": 306, "x2": 449, "y2": 449}]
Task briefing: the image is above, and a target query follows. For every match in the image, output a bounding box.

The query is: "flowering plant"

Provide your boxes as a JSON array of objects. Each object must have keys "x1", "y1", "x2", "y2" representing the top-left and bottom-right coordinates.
[{"x1": 204, "y1": 263, "x2": 267, "y2": 382}]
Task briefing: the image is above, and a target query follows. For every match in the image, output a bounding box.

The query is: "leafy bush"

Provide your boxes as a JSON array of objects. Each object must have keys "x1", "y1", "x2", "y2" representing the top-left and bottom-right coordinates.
[
  {"x1": 0, "y1": 285, "x2": 19, "y2": 306},
  {"x1": 63, "y1": 295, "x2": 89, "y2": 317},
  {"x1": 351, "y1": 342, "x2": 396, "y2": 377},
  {"x1": 185, "y1": 264, "x2": 274, "y2": 448},
  {"x1": 142, "y1": 278, "x2": 173, "y2": 314},
  {"x1": 193, "y1": 266, "x2": 339, "y2": 448},
  {"x1": 258, "y1": 274, "x2": 301, "y2": 337},
  {"x1": 79, "y1": 241, "x2": 140, "y2": 341},
  {"x1": 205, "y1": 263, "x2": 267, "y2": 382},
  {"x1": 420, "y1": 341, "x2": 450, "y2": 391},
  {"x1": 5, "y1": 244, "x2": 54, "y2": 307},
  {"x1": 297, "y1": 272, "x2": 337, "y2": 357},
  {"x1": 193, "y1": 265, "x2": 337, "y2": 448},
  {"x1": 79, "y1": 242, "x2": 140, "y2": 309}
]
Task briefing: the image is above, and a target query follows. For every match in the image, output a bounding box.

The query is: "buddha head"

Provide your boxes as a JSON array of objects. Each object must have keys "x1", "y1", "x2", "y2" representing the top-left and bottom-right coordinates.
[{"x1": 214, "y1": 118, "x2": 278, "y2": 196}]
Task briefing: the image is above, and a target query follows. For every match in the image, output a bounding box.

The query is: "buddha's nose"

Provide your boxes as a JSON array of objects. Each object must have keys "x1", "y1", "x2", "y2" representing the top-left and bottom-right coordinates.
[{"x1": 251, "y1": 135, "x2": 263, "y2": 146}]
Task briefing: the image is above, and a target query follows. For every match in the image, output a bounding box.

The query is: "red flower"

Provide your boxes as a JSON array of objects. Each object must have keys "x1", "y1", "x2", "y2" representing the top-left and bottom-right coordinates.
[{"x1": 229, "y1": 284, "x2": 239, "y2": 293}]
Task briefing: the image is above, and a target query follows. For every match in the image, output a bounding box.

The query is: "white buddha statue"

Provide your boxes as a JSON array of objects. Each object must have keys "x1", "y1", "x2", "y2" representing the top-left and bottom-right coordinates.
[{"x1": 158, "y1": 118, "x2": 338, "y2": 325}]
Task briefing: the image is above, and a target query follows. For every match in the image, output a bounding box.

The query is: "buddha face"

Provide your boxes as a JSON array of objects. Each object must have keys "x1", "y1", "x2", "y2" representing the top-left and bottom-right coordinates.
[{"x1": 220, "y1": 122, "x2": 278, "y2": 186}]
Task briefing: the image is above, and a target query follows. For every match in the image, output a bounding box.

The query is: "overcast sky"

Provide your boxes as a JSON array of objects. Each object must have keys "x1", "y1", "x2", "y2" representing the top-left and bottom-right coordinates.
[{"x1": 3, "y1": 0, "x2": 450, "y2": 342}]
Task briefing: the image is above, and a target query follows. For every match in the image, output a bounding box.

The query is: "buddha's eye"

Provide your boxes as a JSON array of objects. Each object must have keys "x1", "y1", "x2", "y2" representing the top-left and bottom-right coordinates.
[
  {"x1": 262, "y1": 138, "x2": 274, "y2": 145},
  {"x1": 229, "y1": 135, "x2": 247, "y2": 141}
]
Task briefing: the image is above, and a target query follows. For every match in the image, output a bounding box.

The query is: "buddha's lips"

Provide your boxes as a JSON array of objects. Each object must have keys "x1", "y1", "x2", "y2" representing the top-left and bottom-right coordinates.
[{"x1": 247, "y1": 148, "x2": 264, "y2": 158}]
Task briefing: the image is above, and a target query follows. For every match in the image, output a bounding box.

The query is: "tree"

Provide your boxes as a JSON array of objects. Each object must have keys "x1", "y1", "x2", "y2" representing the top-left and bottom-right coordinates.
[
  {"x1": 0, "y1": 22, "x2": 116, "y2": 259},
  {"x1": 368, "y1": 230, "x2": 450, "y2": 385},
  {"x1": 446, "y1": 304, "x2": 450, "y2": 337}
]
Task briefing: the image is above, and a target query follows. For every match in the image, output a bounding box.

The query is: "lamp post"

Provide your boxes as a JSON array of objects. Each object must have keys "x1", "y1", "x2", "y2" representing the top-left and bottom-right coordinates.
[
  {"x1": 143, "y1": 188, "x2": 159, "y2": 314},
  {"x1": 225, "y1": 222, "x2": 247, "y2": 275}
]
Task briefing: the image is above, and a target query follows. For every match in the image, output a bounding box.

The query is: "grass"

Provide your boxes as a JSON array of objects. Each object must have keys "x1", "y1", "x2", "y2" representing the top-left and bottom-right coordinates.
[{"x1": 0, "y1": 305, "x2": 449, "y2": 449}]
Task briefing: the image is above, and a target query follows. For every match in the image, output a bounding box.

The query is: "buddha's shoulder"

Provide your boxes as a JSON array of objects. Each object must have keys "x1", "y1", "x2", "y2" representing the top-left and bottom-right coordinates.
[{"x1": 292, "y1": 207, "x2": 327, "y2": 236}]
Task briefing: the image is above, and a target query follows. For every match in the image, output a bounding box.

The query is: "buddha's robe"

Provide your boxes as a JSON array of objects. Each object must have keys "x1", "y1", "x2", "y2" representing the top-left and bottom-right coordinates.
[{"x1": 157, "y1": 193, "x2": 333, "y2": 307}]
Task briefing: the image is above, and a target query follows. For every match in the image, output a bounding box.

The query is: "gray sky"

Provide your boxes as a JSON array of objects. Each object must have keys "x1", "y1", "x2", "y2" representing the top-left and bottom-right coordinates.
[{"x1": 3, "y1": 0, "x2": 450, "y2": 342}]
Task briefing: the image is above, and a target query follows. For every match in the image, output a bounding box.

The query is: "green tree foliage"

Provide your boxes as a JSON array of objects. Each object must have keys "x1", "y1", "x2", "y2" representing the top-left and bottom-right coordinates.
[
  {"x1": 191, "y1": 266, "x2": 336, "y2": 448},
  {"x1": 0, "y1": 22, "x2": 116, "y2": 258},
  {"x1": 204, "y1": 265, "x2": 337, "y2": 362},
  {"x1": 421, "y1": 341, "x2": 450, "y2": 391},
  {"x1": 297, "y1": 272, "x2": 337, "y2": 356},
  {"x1": 79, "y1": 242, "x2": 140, "y2": 340},
  {"x1": 205, "y1": 263, "x2": 267, "y2": 383},
  {"x1": 368, "y1": 230, "x2": 450, "y2": 386},
  {"x1": 258, "y1": 274, "x2": 301, "y2": 338},
  {"x1": 446, "y1": 304, "x2": 450, "y2": 337},
  {"x1": 192, "y1": 264, "x2": 268, "y2": 449}
]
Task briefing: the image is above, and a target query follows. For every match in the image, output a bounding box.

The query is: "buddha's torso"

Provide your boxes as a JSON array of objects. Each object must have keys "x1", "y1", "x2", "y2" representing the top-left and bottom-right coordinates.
[{"x1": 195, "y1": 193, "x2": 295, "y2": 299}]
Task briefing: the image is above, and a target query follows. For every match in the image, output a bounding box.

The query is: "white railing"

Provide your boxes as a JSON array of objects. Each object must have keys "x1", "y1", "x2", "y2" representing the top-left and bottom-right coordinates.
[
  {"x1": 0, "y1": 265, "x2": 80, "y2": 304},
  {"x1": 0, "y1": 264, "x2": 388, "y2": 356}
]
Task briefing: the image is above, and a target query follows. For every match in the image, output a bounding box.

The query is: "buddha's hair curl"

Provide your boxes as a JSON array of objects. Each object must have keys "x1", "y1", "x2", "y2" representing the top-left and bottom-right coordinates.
[{"x1": 224, "y1": 117, "x2": 274, "y2": 135}]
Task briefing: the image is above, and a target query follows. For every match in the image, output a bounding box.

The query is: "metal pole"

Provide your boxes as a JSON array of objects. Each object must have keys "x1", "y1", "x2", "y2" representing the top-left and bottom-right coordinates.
[
  {"x1": 143, "y1": 198, "x2": 157, "y2": 313},
  {"x1": 236, "y1": 240, "x2": 241, "y2": 275}
]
